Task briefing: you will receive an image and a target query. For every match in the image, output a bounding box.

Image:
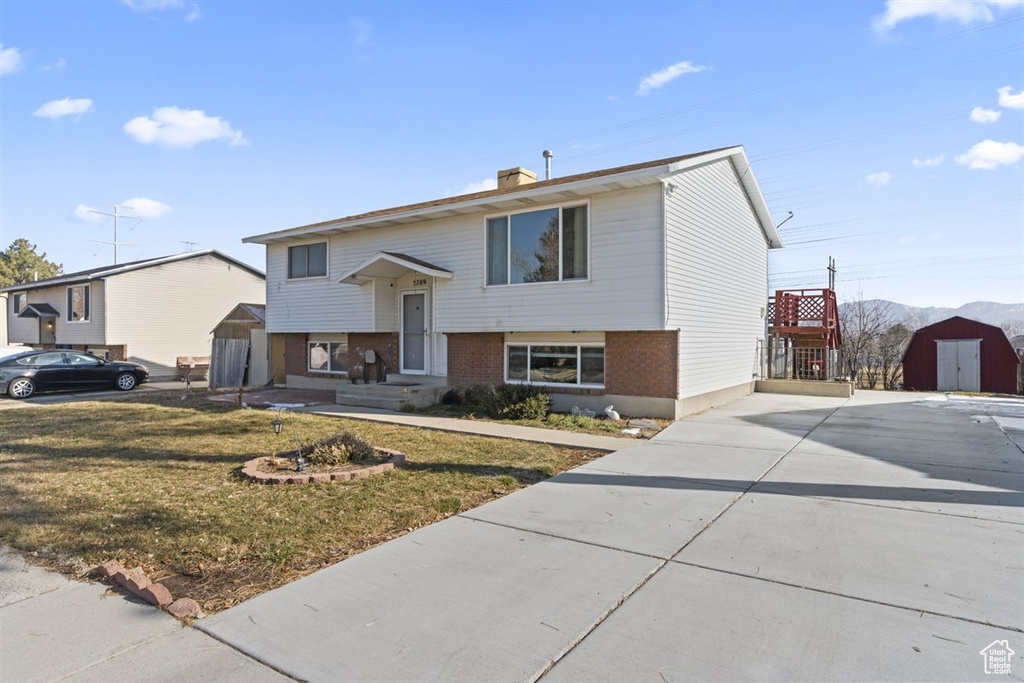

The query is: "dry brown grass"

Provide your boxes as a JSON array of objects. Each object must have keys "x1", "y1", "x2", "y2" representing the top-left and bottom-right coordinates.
[{"x1": 0, "y1": 393, "x2": 601, "y2": 613}]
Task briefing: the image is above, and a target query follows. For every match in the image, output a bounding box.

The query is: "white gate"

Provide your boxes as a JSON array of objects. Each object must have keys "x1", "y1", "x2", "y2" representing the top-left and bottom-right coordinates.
[
  {"x1": 936, "y1": 339, "x2": 980, "y2": 392},
  {"x1": 248, "y1": 328, "x2": 269, "y2": 387}
]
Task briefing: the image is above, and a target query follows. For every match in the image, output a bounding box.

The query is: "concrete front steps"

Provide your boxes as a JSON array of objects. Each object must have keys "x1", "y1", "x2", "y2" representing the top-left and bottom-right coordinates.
[{"x1": 335, "y1": 374, "x2": 449, "y2": 411}]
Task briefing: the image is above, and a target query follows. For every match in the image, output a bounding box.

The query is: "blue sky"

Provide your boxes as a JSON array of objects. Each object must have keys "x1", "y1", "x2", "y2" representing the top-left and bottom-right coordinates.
[{"x1": 1, "y1": 0, "x2": 1021, "y2": 307}]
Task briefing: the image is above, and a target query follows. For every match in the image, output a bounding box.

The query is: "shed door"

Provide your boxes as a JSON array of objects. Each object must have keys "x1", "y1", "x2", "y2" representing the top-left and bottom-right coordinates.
[{"x1": 936, "y1": 339, "x2": 980, "y2": 392}]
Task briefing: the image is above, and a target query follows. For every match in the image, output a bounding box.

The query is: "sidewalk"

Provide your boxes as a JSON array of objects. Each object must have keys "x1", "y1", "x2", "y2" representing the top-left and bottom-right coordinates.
[{"x1": 197, "y1": 390, "x2": 1023, "y2": 681}]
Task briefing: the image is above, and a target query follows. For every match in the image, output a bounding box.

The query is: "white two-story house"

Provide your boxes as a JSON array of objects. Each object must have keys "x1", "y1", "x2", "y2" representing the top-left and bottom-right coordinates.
[
  {"x1": 2, "y1": 250, "x2": 266, "y2": 379},
  {"x1": 245, "y1": 146, "x2": 782, "y2": 418}
]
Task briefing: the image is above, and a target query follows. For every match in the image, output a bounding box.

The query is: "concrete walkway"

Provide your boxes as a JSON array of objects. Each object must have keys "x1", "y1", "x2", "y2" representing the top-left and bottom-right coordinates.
[
  {"x1": 302, "y1": 404, "x2": 642, "y2": 452},
  {"x1": 195, "y1": 391, "x2": 1024, "y2": 682}
]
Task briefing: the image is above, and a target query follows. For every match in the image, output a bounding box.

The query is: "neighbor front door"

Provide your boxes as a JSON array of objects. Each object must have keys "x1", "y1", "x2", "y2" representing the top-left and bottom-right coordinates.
[{"x1": 400, "y1": 291, "x2": 427, "y2": 374}]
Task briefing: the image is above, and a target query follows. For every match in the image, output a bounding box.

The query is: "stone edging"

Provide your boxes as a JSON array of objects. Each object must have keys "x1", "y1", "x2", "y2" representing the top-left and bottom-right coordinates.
[
  {"x1": 96, "y1": 560, "x2": 203, "y2": 621},
  {"x1": 239, "y1": 447, "x2": 406, "y2": 484}
]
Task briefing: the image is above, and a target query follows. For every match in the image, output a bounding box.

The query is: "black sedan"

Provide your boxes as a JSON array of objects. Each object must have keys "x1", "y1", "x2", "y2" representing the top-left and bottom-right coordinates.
[{"x1": 0, "y1": 350, "x2": 149, "y2": 399}]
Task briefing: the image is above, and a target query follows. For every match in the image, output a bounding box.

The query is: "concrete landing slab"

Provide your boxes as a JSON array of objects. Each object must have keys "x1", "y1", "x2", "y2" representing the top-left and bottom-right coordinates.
[
  {"x1": 652, "y1": 419, "x2": 809, "y2": 451},
  {"x1": 544, "y1": 562, "x2": 1019, "y2": 682},
  {"x1": 199, "y1": 515, "x2": 662, "y2": 682},
  {"x1": 676, "y1": 493, "x2": 1024, "y2": 629},
  {"x1": 462, "y1": 469, "x2": 747, "y2": 558}
]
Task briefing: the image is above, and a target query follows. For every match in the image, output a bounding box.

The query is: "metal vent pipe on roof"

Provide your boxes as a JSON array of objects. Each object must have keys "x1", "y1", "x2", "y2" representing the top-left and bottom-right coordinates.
[{"x1": 543, "y1": 150, "x2": 553, "y2": 180}]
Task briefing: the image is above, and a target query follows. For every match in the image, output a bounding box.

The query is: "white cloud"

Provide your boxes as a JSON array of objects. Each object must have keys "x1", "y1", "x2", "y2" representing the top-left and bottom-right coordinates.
[
  {"x1": 970, "y1": 106, "x2": 1001, "y2": 123},
  {"x1": 41, "y1": 58, "x2": 66, "y2": 72},
  {"x1": 123, "y1": 0, "x2": 184, "y2": 11},
  {"x1": 954, "y1": 139, "x2": 1024, "y2": 170},
  {"x1": 636, "y1": 61, "x2": 706, "y2": 96},
  {"x1": 34, "y1": 97, "x2": 94, "y2": 121},
  {"x1": 74, "y1": 197, "x2": 171, "y2": 222},
  {"x1": 873, "y1": 0, "x2": 1023, "y2": 33},
  {"x1": 124, "y1": 106, "x2": 247, "y2": 148},
  {"x1": 459, "y1": 178, "x2": 497, "y2": 195},
  {"x1": 122, "y1": 197, "x2": 171, "y2": 219},
  {"x1": 998, "y1": 85, "x2": 1024, "y2": 109},
  {"x1": 897, "y1": 235, "x2": 916, "y2": 245},
  {"x1": 185, "y1": 4, "x2": 201, "y2": 22},
  {"x1": 0, "y1": 44, "x2": 25, "y2": 76},
  {"x1": 866, "y1": 172, "x2": 892, "y2": 187},
  {"x1": 351, "y1": 19, "x2": 373, "y2": 47},
  {"x1": 912, "y1": 154, "x2": 945, "y2": 167}
]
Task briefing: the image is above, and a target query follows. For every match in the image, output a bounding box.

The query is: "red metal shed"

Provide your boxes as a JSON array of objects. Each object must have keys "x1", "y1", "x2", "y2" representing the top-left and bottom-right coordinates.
[{"x1": 901, "y1": 316, "x2": 1019, "y2": 394}]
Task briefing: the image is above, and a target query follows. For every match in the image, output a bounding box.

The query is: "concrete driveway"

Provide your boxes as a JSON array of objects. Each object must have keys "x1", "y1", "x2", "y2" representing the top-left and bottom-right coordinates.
[{"x1": 196, "y1": 391, "x2": 1024, "y2": 682}]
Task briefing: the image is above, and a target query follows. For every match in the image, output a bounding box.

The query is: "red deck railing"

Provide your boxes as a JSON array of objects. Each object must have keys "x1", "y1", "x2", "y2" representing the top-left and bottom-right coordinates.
[{"x1": 767, "y1": 288, "x2": 841, "y2": 349}]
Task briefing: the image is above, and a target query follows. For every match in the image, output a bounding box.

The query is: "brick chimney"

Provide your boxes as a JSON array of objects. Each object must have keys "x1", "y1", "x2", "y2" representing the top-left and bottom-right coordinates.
[{"x1": 497, "y1": 166, "x2": 538, "y2": 190}]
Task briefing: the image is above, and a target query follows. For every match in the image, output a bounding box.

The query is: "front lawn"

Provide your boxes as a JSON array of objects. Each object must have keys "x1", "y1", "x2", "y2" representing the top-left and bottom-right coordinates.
[{"x1": 0, "y1": 394, "x2": 601, "y2": 613}]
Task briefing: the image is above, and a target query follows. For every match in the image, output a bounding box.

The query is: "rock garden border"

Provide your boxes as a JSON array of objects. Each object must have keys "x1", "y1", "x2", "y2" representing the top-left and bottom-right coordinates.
[{"x1": 240, "y1": 447, "x2": 406, "y2": 484}]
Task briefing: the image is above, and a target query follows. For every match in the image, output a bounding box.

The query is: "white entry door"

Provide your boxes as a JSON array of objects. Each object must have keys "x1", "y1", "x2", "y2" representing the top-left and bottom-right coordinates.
[
  {"x1": 936, "y1": 339, "x2": 980, "y2": 392},
  {"x1": 400, "y1": 291, "x2": 427, "y2": 374}
]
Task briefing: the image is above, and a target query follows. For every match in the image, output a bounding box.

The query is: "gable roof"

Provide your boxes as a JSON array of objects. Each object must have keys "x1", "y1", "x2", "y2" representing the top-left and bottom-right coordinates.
[
  {"x1": 0, "y1": 249, "x2": 265, "y2": 294},
  {"x1": 17, "y1": 303, "x2": 60, "y2": 318},
  {"x1": 243, "y1": 146, "x2": 783, "y2": 249}
]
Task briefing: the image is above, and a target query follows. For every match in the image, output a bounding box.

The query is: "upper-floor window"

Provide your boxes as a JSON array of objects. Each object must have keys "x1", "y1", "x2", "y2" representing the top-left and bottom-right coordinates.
[
  {"x1": 12, "y1": 292, "x2": 25, "y2": 314},
  {"x1": 67, "y1": 285, "x2": 90, "y2": 322},
  {"x1": 288, "y1": 242, "x2": 328, "y2": 279},
  {"x1": 486, "y1": 204, "x2": 588, "y2": 286}
]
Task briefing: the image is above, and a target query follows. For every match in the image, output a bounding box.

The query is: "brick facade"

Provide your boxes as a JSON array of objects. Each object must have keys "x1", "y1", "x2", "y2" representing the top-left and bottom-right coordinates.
[
  {"x1": 446, "y1": 330, "x2": 679, "y2": 399},
  {"x1": 348, "y1": 333, "x2": 398, "y2": 381},
  {"x1": 604, "y1": 330, "x2": 679, "y2": 399},
  {"x1": 447, "y1": 333, "x2": 505, "y2": 386},
  {"x1": 283, "y1": 333, "x2": 308, "y2": 376}
]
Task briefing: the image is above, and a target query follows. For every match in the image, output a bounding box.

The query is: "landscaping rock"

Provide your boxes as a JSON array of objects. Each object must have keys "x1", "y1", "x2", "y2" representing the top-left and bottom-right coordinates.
[
  {"x1": 167, "y1": 597, "x2": 204, "y2": 619},
  {"x1": 141, "y1": 583, "x2": 173, "y2": 608},
  {"x1": 115, "y1": 568, "x2": 152, "y2": 594},
  {"x1": 628, "y1": 418, "x2": 661, "y2": 430}
]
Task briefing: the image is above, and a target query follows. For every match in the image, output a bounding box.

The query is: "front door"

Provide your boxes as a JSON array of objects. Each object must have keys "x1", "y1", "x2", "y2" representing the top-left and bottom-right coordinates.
[
  {"x1": 400, "y1": 291, "x2": 427, "y2": 374},
  {"x1": 39, "y1": 318, "x2": 56, "y2": 344}
]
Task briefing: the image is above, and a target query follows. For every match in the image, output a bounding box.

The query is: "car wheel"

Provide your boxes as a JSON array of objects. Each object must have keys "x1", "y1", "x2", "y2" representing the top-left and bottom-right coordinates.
[
  {"x1": 115, "y1": 372, "x2": 137, "y2": 391},
  {"x1": 8, "y1": 377, "x2": 36, "y2": 399}
]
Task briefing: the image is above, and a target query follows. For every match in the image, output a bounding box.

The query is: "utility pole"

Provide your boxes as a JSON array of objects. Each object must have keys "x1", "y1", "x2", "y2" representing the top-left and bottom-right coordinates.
[
  {"x1": 828, "y1": 256, "x2": 836, "y2": 290},
  {"x1": 87, "y1": 202, "x2": 141, "y2": 264}
]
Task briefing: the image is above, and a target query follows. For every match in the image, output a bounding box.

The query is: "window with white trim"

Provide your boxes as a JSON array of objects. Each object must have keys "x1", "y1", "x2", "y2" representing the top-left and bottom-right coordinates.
[
  {"x1": 487, "y1": 204, "x2": 588, "y2": 285},
  {"x1": 67, "y1": 285, "x2": 90, "y2": 322},
  {"x1": 308, "y1": 339, "x2": 348, "y2": 374},
  {"x1": 12, "y1": 293, "x2": 25, "y2": 314},
  {"x1": 289, "y1": 242, "x2": 328, "y2": 279},
  {"x1": 506, "y1": 343, "x2": 604, "y2": 387}
]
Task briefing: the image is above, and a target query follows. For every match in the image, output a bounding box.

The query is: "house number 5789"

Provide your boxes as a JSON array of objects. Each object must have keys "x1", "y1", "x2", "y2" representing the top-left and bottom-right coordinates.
[{"x1": 411, "y1": 279, "x2": 427, "y2": 286}]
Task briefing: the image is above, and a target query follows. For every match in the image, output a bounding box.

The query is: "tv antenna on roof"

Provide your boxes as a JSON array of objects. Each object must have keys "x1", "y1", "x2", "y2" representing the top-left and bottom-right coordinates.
[
  {"x1": 86, "y1": 202, "x2": 141, "y2": 264},
  {"x1": 180, "y1": 241, "x2": 199, "y2": 252}
]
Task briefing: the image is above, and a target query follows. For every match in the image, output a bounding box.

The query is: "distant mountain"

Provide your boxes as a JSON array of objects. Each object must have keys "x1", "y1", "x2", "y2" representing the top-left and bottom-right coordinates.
[{"x1": 839, "y1": 300, "x2": 1024, "y2": 330}]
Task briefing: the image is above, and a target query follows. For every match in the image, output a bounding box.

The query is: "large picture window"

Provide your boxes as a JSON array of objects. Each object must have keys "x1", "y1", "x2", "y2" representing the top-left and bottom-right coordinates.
[
  {"x1": 289, "y1": 242, "x2": 328, "y2": 279},
  {"x1": 308, "y1": 339, "x2": 348, "y2": 374},
  {"x1": 506, "y1": 344, "x2": 604, "y2": 387},
  {"x1": 66, "y1": 285, "x2": 90, "y2": 322},
  {"x1": 487, "y1": 204, "x2": 588, "y2": 286}
]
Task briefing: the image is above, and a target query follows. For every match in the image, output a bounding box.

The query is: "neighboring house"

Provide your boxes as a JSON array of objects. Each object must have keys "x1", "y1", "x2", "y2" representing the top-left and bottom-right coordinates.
[
  {"x1": 0, "y1": 293, "x2": 7, "y2": 345},
  {"x1": 902, "y1": 316, "x2": 1020, "y2": 394},
  {"x1": 1, "y1": 250, "x2": 266, "y2": 379},
  {"x1": 244, "y1": 146, "x2": 783, "y2": 418}
]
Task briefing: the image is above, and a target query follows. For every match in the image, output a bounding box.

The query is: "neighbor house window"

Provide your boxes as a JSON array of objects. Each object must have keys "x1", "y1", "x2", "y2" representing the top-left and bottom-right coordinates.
[
  {"x1": 12, "y1": 293, "x2": 25, "y2": 314},
  {"x1": 288, "y1": 242, "x2": 328, "y2": 278},
  {"x1": 67, "y1": 285, "x2": 90, "y2": 322},
  {"x1": 308, "y1": 339, "x2": 348, "y2": 374},
  {"x1": 506, "y1": 344, "x2": 604, "y2": 387},
  {"x1": 487, "y1": 204, "x2": 588, "y2": 285}
]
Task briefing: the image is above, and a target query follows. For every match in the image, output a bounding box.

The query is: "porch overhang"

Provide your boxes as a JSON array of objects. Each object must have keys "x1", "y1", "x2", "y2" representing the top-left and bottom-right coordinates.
[
  {"x1": 338, "y1": 251, "x2": 453, "y2": 286},
  {"x1": 18, "y1": 303, "x2": 60, "y2": 318}
]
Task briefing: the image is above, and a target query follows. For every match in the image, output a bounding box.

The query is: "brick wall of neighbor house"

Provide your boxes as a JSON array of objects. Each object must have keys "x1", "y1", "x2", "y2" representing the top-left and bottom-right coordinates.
[
  {"x1": 348, "y1": 333, "x2": 398, "y2": 380},
  {"x1": 447, "y1": 333, "x2": 505, "y2": 386},
  {"x1": 283, "y1": 333, "x2": 308, "y2": 376},
  {"x1": 605, "y1": 331, "x2": 679, "y2": 398}
]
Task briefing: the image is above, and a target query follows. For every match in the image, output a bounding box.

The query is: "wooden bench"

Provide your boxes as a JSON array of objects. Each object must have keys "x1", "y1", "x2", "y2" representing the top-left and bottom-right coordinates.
[{"x1": 176, "y1": 356, "x2": 210, "y2": 382}]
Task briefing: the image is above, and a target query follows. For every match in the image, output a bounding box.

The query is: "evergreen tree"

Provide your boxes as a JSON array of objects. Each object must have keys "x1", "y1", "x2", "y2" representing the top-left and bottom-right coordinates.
[{"x1": 0, "y1": 239, "x2": 64, "y2": 287}]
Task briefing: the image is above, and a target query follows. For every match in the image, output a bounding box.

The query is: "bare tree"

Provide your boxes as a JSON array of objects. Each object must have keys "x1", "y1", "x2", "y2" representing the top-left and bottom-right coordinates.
[
  {"x1": 840, "y1": 295, "x2": 894, "y2": 389},
  {"x1": 878, "y1": 323, "x2": 912, "y2": 390}
]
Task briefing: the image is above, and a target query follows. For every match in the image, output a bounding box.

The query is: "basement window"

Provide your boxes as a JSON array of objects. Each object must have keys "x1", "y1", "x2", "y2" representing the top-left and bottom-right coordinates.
[
  {"x1": 486, "y1": 204, "x2": 588, "y2": 286},
  {"x1": 289, "y1": 242, "x2": 328, "y2": 279},
  {"x1": 309, "y1": 339, "x2": 348, "y2": 374},
  {"x1": 505, "y1": 344, "x2": 604, "y2": 387}
]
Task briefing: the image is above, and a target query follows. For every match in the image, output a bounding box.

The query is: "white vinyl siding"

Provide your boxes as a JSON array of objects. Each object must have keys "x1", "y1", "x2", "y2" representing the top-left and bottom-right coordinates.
[
  {"x1": 105, "y1": 254, "x2": 266, "y2": 377},
  {"x1": 6, "y1": 282, "x2": 106, "y2": 345},
  {"x1": 263, "y1": 185, "x2": 665, "y2": 335},
  {"x1": 665, "y1": 158, "x2": 771, "y2": 399}
]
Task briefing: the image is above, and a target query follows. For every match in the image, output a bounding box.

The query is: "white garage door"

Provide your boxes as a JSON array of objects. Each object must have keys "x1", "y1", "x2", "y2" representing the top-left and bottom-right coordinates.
[{"x1": 936, "y1": 339, "x2": 980, "y2": 392}]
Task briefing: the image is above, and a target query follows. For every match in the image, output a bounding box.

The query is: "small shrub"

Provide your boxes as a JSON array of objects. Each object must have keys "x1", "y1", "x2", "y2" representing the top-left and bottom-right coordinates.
[
  {"x1": 547, "y1": 413, "x2": 622, "y2": 433},
  {"x1": 306, "y1": 431, "x2": 375, "y2": 466},
  {"x1": 463, "y1": 385, "x2": 496, "y2": 412},
  {"x1": 399, "y1": 402, "x2": 417, "y2": 413},
  {"x1": 489, "y1": 384, "x2": 551, "y2": 420},
  {"x1": 441, "y1": 388, "x2": 463, "y2": 405}
]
